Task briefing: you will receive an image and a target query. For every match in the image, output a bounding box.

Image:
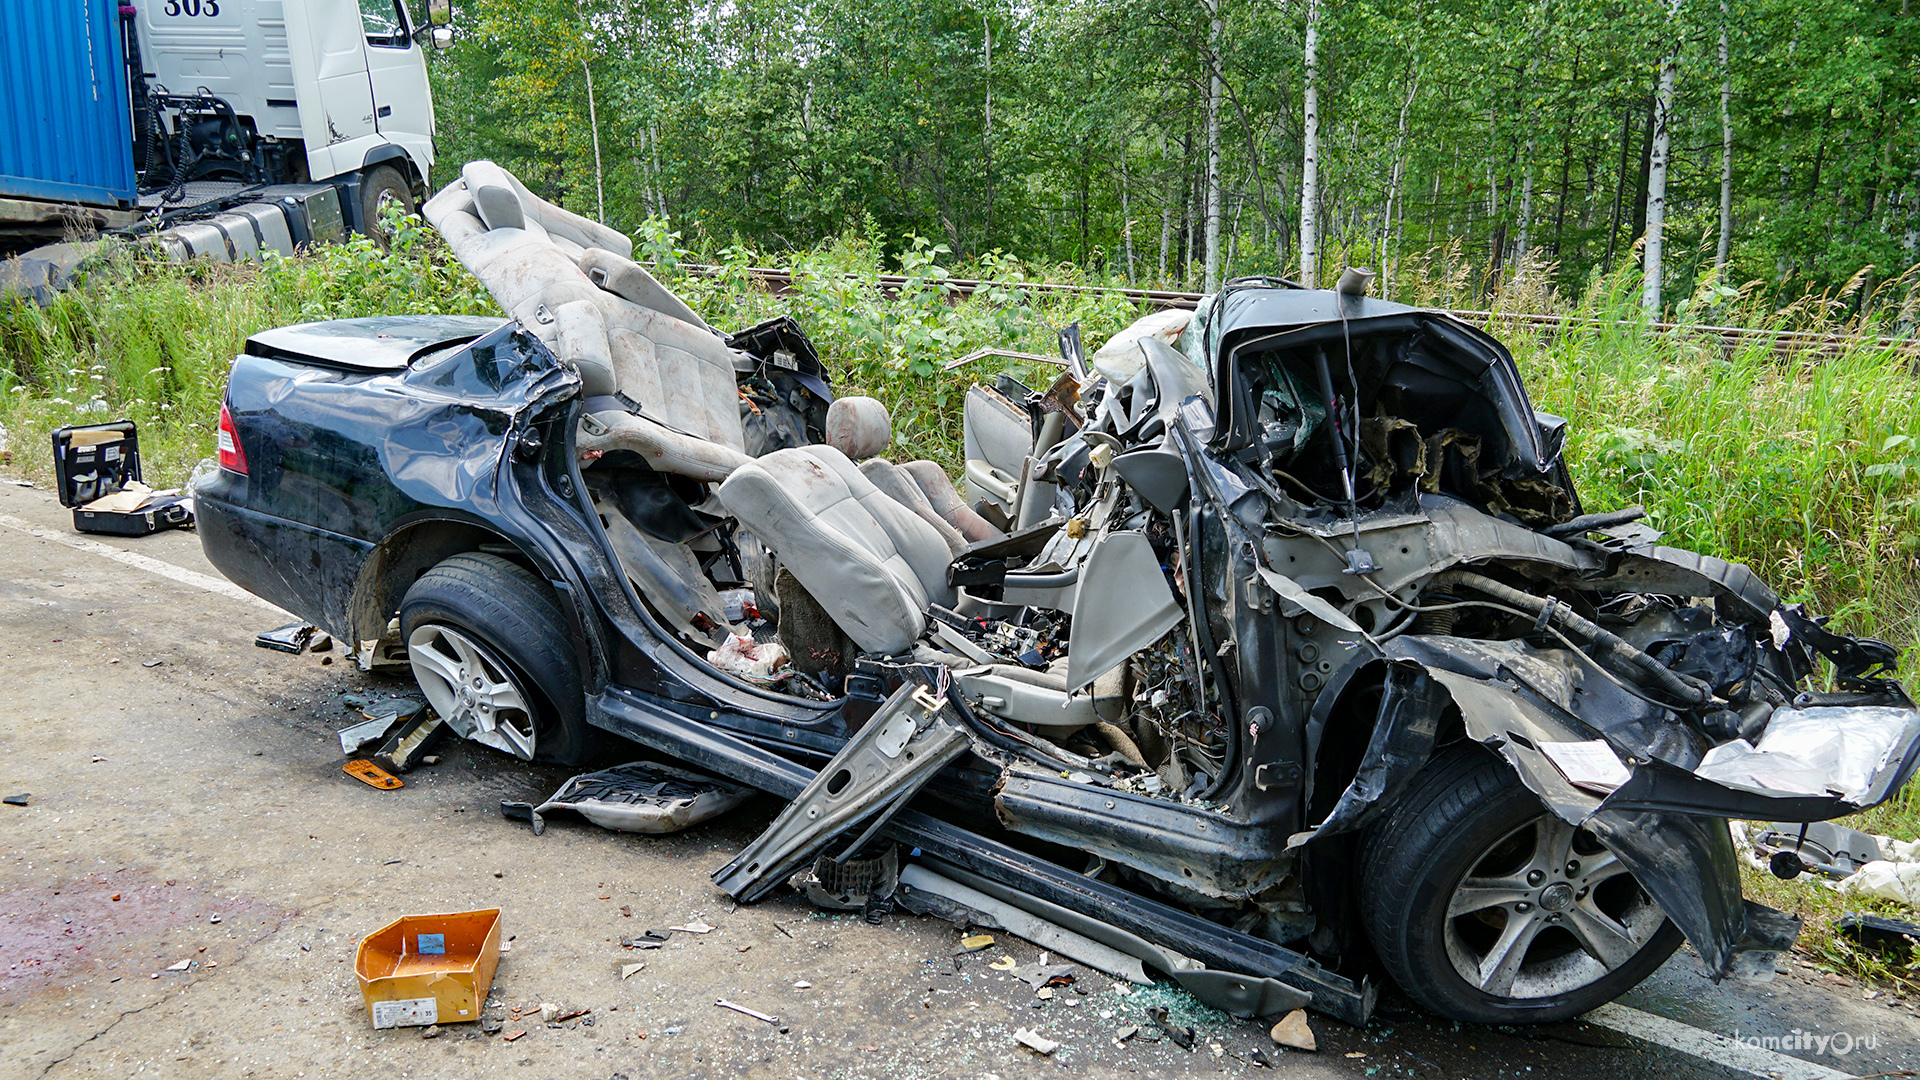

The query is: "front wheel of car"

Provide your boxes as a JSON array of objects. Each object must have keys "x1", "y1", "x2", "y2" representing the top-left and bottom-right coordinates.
[
  {"x1": 1361, "y1": 743, "x2": 1682, "y2": 1024},
  {"x1": 400, "y1": 552, "x2": 598, "y2": 766}
]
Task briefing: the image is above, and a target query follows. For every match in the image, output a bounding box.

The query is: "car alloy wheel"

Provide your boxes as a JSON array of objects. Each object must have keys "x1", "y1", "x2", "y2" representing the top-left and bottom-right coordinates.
[
  {"x1": 407, "y1": 623, "x2": 539, "y2": 761},
  {"x1": 1442, "y1": 814, "x2": 1667, "y2": 999},
  {"x1": 1362, "y1": 743, "x2": 1681, "y2": 1023}
]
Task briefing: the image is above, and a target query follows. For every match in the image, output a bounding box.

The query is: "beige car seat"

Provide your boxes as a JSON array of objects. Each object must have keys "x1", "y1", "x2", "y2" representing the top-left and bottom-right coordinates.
[
  {"x1": 424, "y1": 166, "x2": 993, "y2": 661},
  {"x1": 423, "y1": 162, "x2": 748, "y2": 480}
]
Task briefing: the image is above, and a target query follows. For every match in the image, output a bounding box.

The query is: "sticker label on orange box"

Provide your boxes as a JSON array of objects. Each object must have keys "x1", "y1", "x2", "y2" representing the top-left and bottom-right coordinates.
[{"x1": 371, "y1": 997, "x2": 439, "y2": 1029}]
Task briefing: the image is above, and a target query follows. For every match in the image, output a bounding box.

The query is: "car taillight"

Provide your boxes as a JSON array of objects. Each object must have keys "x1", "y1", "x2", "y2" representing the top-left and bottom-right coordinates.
[{"x1": 217, "y1": 403, "x2": 248, "y2": 475}]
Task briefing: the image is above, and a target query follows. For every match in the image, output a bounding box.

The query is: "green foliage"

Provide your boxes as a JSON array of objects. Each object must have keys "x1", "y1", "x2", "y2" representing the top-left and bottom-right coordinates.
[{"x1": 425, "y1": 0, "x2": 1920, "y2": 313}]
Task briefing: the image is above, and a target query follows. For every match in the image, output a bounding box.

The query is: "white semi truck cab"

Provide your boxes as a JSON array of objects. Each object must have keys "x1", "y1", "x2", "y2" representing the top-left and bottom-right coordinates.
[{"x1": 1, "y1": 0, "x2": 449, "y2": 294}]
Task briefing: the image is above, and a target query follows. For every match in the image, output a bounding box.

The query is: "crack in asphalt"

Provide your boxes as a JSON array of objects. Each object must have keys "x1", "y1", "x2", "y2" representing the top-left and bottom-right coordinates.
[
  {"x1": 34, "y1": 992, "x2": 172, "y2": 1080},
  {"x1": 34, "y1": 909, "x2": 302, "y2": 1079}
]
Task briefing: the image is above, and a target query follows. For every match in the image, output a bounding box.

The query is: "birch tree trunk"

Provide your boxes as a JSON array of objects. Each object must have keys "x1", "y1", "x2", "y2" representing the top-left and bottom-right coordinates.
[
  {"x1": 582, "y1": 57, "x2": 605, "y2": 221},
  {"x1": 1300, "y1": 0, "x2": 1321, "y2": 285},
  {"x1": 1715, "y1": 0, "x2": 1733, "y2": 273},
  {"x1": 1381, "y1": 75, "x2": 1416, "y2": 293},
  {"x1": 1159, "y1": 130, "x2": 1172, "y2": 285},
  {"x1": 1515, "y1": 139, "x2": 1535, "y2": 275},
  {"x1": 1644, "y1": 0, "x2": 1682, "y2": 314},
  {"x1": 1204, "y1": 0, "x2": 1223, "y2": 291},
  {"x1": 983, "y1": 12, "x2": 994, "y2": 244},
  {"x1": 1120, "y1": 149, "x2": 1136, "y2": 284},
  {"x1": 648, "y1": 121, "x2": 665, "y2": 217}
]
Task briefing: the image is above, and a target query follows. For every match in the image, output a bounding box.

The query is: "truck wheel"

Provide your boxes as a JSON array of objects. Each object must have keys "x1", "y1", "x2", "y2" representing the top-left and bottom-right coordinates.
[
  {"x1": 359, "y1": 165, "x2": 413, "y2": 245},
  {"x1": 400, "y1": 552, "x2": 598, "y2": 766},
  {"x1": 1360, "y1": 743, "x2": 1681, "y2": 1024}
]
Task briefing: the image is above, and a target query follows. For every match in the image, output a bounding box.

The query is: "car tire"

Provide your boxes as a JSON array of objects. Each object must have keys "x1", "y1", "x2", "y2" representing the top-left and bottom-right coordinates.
[
  {"x1": 359, "y1": 164, "x2": 413, "y2": 246},
  {"x1": 1360, "y1": 743, "x2": 1682, "y2": 1024},
  {"x1": 399, "y1": 552, "x2": 598, "y2": 766}
]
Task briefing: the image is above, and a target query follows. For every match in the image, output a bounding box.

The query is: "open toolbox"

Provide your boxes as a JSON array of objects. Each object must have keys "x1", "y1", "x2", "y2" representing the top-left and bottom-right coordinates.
[{"x1": 50, "y1": 420, "x2": 193, "y2": 536}]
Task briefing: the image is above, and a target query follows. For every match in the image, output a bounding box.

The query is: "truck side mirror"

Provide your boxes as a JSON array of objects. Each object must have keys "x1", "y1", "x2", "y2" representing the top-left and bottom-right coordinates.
[{"x1": 430, "y1": 26, "x2": 453, "y2": 47}]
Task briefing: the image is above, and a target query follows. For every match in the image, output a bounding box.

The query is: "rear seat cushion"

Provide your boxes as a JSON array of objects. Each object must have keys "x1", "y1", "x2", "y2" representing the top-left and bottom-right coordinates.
[
  {"x1": 825, "y1": 396, "x2": 891, "y2": 459},
  {"x1": 718, "y1": 447, "x2": 938, "y2": 656}
]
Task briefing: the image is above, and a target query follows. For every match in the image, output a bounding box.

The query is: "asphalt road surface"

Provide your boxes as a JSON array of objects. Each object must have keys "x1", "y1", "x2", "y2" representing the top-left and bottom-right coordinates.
[{"x1": 2, "y1": 478, "x2": 1916, "y2": 1080}]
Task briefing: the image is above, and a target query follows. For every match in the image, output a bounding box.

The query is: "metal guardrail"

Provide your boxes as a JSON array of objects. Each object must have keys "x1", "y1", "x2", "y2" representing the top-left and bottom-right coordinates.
[{"x1": 672, "y1": 262, "x2": 1918, "y2": 360}]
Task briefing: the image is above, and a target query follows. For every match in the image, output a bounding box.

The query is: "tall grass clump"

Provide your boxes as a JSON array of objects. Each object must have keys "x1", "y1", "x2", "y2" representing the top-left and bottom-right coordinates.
[{"x1": 1, "y1": 213, "x2": 490, "y2": 481}]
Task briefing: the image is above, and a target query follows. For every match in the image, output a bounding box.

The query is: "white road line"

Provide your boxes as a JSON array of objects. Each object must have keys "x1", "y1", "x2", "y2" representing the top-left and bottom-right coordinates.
[
  {"x1": 0, "y1": 512, "x2": 286, "y2": 615},
  {"x1": 1586, "y1": 1002, "x2": 1859, "y2": 1080}
]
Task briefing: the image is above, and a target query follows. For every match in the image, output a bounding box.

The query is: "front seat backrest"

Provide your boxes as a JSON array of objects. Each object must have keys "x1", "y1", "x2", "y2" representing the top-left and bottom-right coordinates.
[{"x1": 718, "y1": 447, "x2": 945, "y2": 655}]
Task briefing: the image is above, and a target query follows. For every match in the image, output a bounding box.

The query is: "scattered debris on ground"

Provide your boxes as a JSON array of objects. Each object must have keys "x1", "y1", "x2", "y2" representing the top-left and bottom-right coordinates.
[
  {"x1": 715, "y1": 999, "x2": 778, "y2": 1024},
  {"x1": 1269, "y1": 1008, "x2": 1316, "y2": 1051},
  {"x1": 255, "y1": 622, "x2": 315, "y2": 654},
  {"x1": 1014, "y1": 1027, "x2": 1060, "y2": 1055},
  {"x1": 501, "y1": 762, "x2": 752, "y2": 837},
  {"x1": 356, "y1": 908, "x2": 501, "y2": 1030},
  {"x1": 343, "y1": 759, "x2": 403, "y2": 790},
  {"x1": 1743, "y1": 819, "x2": 1920, "y2": 909},
  {"x1": 1836, "y1": 912, "x2": 1920, "y2": 957}
]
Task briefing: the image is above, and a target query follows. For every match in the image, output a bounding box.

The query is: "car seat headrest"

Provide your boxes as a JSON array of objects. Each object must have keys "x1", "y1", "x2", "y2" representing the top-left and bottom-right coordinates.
[{"x1": 825, "y1": 396, "x2": 892, "y2": 460}]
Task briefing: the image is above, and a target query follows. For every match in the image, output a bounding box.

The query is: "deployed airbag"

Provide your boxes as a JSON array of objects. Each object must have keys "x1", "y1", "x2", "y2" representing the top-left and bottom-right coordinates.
[{"x1": 1694, "y1": 706, "x2": 1920, "y2": 802}]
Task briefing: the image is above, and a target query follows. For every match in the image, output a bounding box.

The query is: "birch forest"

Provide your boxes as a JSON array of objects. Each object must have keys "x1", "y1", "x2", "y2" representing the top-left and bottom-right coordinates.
[{"x1": 429, "y1": 0, "x2": 1920, "y2": 318}]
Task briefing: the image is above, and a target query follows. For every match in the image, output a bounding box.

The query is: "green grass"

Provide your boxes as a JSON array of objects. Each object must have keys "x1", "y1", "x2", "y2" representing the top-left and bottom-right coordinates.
[
  {"x1": 4, "y1": 222, "x2": 1919, "y2": 983},
  {"x1": 0, "y1": 214, "x2": 496, "y2": 481},
  {"x1": 1739, "y1": 854, "x2": 1920, "y2": 994}
]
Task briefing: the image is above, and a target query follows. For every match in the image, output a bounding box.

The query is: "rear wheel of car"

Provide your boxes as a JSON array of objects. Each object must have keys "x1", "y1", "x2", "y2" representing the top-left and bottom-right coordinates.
[
  {"x1": 359, "y1": 165, "x2": 413, "y2": 246},
  {"x1": 400, "y1": 552, "x2": 597, "y2": 766},
  {"x1": 1360, "y1": 743, "x2": 1682, "y2": 1024}
]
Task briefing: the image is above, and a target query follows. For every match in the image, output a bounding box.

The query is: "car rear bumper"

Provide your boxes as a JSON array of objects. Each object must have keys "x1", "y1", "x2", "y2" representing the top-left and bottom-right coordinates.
[{"x1": 193, "y1": 471, "x2": 374, "y2": 641}]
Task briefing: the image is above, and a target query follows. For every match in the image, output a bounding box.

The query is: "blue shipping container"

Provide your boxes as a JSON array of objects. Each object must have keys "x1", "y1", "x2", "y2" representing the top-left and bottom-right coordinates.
[{"x1": 0, "y1": 0, "x2": 137, "y2": 208}]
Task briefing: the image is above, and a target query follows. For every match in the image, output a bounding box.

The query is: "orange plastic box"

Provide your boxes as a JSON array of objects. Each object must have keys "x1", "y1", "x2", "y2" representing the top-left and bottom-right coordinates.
[{"x1": 355, "y1": 908, "x2": 502, "y2": 1029}]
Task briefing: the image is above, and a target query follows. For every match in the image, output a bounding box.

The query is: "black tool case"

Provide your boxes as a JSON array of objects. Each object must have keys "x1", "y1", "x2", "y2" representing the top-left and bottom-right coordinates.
[{"x1": 50, "y1": 420, "x2": 193, "y2": 536}]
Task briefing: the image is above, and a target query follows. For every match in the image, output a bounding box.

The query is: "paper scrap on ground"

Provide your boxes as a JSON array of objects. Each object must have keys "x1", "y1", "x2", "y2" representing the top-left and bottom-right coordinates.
[{"x1": 1014, "y1": 1028, "x2": 1059, "y2": 1055}]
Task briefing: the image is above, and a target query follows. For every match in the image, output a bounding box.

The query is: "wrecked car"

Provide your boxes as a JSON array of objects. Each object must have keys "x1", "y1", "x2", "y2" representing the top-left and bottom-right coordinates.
[{"x1": 193, "y1": 162, "x2": 1920, "y2": 1026}]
